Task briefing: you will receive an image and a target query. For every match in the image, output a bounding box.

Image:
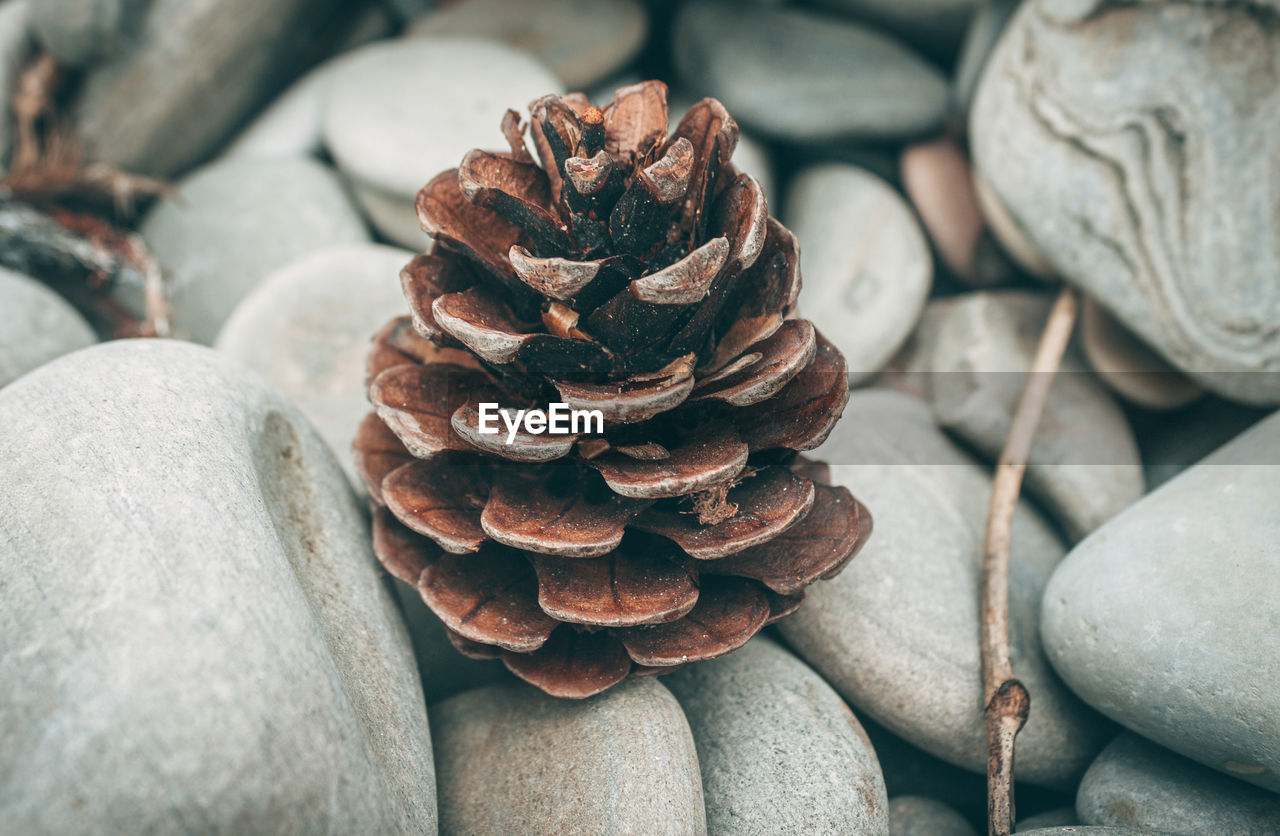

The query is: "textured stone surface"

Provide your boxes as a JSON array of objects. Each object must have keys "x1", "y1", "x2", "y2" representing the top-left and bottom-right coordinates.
[
  {"x1": 664, "y1": 637, "x2": 889, "y2": 834},
  {"x1": 71, "y1": 0, "x2": 346, "y2": 176},
  {"x1": 323, "y1": 38, "x2": 561, "y2": 206},
  {"x1": 0, "y1": 267, "x2": 96, "y2": 389},
  {"x1": 0, "y1": 340, "x2": 435, "y2": 832},
  {"x1": 674, "y1": 1, "x2": 948, "y2": 142},
  {"x1": 432, "y1": 679, "x2": 706, "y2": 835},
  {"x1": 28, "y1": 0, "x2": 144, "y2": 64},
  {"x1": 0, "y1": 0, "x2": 31, "y2": 166},
  {"x1": 785, "y1": 164, "x2": 931, "y2": 383},
  {"x1": 215, "y1": 243, "x2": 413, "y2": 489},
  {"x1": 408, "y1": 0, "x2": 646, "y2": 89},
  {"x1": 1077, "y1": 733, "x2": 1280, "y2": 835},
  {"x1": 925, "y1": 291, "x2": 1145, "y2": 541},
  {"x1": 1042, "y1": 409, "x2": 1280, "y2": 792},
  {"x1": 778, "y1": 389, "x2": 1110, "y2": 789},
  {"x1": 888, "y1": 796, "x2": 977, "y2": 836},
  {"x1": 137, "y1": 156, "x2": 368, "y2": 344},
  {"x1": 972, "y1": 0, "x2": 1280, "y2": 404}
]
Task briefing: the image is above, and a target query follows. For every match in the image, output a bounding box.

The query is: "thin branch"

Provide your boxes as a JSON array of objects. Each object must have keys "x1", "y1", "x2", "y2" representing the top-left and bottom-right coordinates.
[{"x1": 981, "y1": 285, "x2": 1079, "y2": 836}]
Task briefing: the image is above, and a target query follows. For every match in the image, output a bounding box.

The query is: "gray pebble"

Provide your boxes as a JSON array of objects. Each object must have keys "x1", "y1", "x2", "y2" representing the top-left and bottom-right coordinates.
[
  {"x1": 665, "y1": 636, "x2": 890, "y2": 834},
  {"x1": 0, "y1": 267, "x2": 95, "y2": 389},
  {"x1": 0, "y1": 339, "x2": 436, "y2": 832}
]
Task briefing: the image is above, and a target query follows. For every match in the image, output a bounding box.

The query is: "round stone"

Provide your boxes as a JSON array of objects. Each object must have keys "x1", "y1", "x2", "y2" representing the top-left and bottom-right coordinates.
[
  {"x1": 136, "y1": 156, "x2": 369, "y2": 344},
  {"x1": 674, "y1": 0, "x2": 948, "y2": 142},
  {"x1": 407, "y1": 0, "x2": 646, "y2": 89},
  {"x1": 1076, "y1": 733, "x2": 1280, "y2": 835},
  {"x1": 0, "y1": 267, "x2": 96, "y2": 389},
  {"x1": 0, "y1": 340, "x2": 435, "y2": 832},
  {"x1": 431, "y1": 679, "x2": 706, "y2": 834},
  {"x1": 1042, "y1": 409, "x2": 1280, "y2": 793},
  {"x1": 322, "y1": 38, "x2": 562, "y2": 203},
  {"x1": 664, "y1": 637, "x2": 889, "y2": 834},
  {"x1": 215, "y1": 243, "x2": 416, "y2": 491},
  {"x1": 785, "y1": 164, "x2": 931, "y2": 383}
]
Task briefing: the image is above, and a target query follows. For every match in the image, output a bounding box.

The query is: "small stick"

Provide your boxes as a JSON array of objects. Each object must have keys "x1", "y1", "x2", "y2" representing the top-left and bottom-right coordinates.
[{"x1": 981, "y1": 285, "x2": 1078, "y2": 836}]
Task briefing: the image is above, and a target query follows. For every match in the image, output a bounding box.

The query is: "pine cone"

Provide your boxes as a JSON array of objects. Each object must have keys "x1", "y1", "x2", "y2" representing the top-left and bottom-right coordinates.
[{"x1": 353, "y1": 81, "x2": 871, "y2": 698}]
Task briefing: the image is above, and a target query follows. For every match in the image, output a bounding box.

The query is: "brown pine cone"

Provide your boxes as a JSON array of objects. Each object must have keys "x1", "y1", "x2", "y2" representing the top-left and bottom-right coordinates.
[{"x1": 353, "y1": 81, "x2": 871, "y2": 698}]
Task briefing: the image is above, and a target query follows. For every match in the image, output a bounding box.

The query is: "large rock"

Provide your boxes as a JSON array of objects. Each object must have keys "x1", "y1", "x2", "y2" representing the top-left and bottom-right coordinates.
[
  {"x1": 925, "y1": 291, "x2": 1145, "y2": 541},
  {"x1": 0, "y1": 340, "x2": 435, "y2": 832},
  {"x1": 1042, "y1": 409, "x2": 1280, "y2": 792},
  {"x1": 322, "y1": 38, "x2": 561, "y2": 249},
  {"x1": 71, "y1": 0, "x2": 347, "y2": 176},
  {"x1": 1076, "y1": 733, "x2": 1280, "y2": 835},
  {"x1": 431, "y1": 679, "x2": 705, "y2": 835},
  {"x1": 664, "y1": 637, "x2": 889, "y2": 834},
  {"x1": 215, "y1": 243, "x2": 413, "y2": 490},
  {"x1": 407, "y1": 0, "x2": 646, "y2": 89},
  {"x1": 674, "y1": 1, "x2": 948, "y2": 143},
  {"x1": 0, "y1": 267, "x2": 95, "y2": 389},
  {"x1": 785, "y1": 164, "x2": 932, "y2": 384},
  {"x1": 971, "y1": 0, "x2": 1280, "y2": 404},
  {"x1": 777, "y1": 389, "x2": 1110, "y2": 789},
  {"x1": 136, "y1": 156, "x2": 368, "y2": 344},
  {"x1": 887, "y1": 796, "x2": 977, "y2": 836}
]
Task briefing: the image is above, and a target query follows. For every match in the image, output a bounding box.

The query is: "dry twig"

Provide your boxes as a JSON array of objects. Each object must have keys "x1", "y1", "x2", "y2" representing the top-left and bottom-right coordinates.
[{"x1": 980, "y1": 285, "x2": 1079, "y2": 836}]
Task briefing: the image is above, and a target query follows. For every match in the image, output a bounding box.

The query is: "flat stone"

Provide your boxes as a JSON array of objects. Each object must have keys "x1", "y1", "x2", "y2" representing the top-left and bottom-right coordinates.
[
  {"x1": 785, "y1": 164, "x2": 932, "y2": 384},
  {"x1": 348, "y1": 177, "x2": 431, "y2": 251},
  {"x1": 72, "y1": 0, "x2": 348, "y2": 176},
  {"x1": 407, "y1": 0, "x2": 646, "y2": 89},
  {"x1": 971, "y1": 0, "x2": 1280, "y2": 404},
  {"x1": 136, "y1": 156, "x2": 368, "y2": 344},
  {"x1": 664, "y1": 636, "x2": 889, "y2": 834},
  {"x1": 431, "y1": 679, "x2": 706, "y2": 835},
  {"x1": 322, "y1": 38, "x2": 561, "y2": 207},
  {"x1": 777, "y1": 389, "x2": 1111, "y2": 790},
  {"x1": 28, "y1": 0, "x2": 145, "y2": 65},
  {"x1": 900, "y1": 137, "x2": 1013, "y2": 286},
  {"x1": 925, "y1": 291, "x2": 1145, "y2": 541},
  {"x1": 1041, "y1": 409, "x2": 1280, "y2": 792},
  {"x1": 0, "y1": 0, "x2": 31, "y2": 166},
  {"x1": 0, "y1": 340, "x2": 435, "y2": 832},
  {"x1": 888, "y1": 796, "x2": 977, "y2": 836},
  {"x1": 673, "y1": 1, "x2": 948, "y2": 142},
  {"x1": 1077, "y1": 733, "x2": 1280, "y2": 835},
  {"x1": 1079, "y1": 296, "x2": 1203, "y2": 411},
  {"x1": 215, "y1": 243, "x2": 414, "y2": 490},
  {"x1": 0, "y1": 267, "x2": 95, "y2": 389}
]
